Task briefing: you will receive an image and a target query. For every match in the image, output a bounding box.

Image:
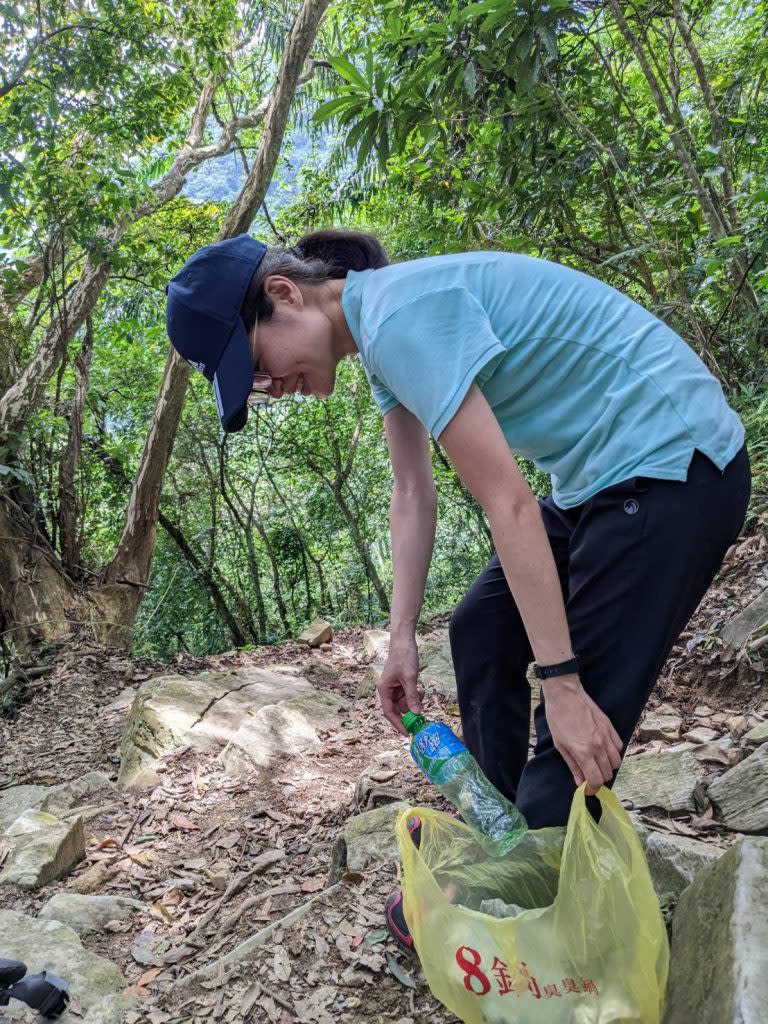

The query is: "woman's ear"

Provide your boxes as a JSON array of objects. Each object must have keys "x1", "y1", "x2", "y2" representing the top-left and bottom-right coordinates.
[{"x1": 264, "y1": 274, "x2": 303, "y2": 309}]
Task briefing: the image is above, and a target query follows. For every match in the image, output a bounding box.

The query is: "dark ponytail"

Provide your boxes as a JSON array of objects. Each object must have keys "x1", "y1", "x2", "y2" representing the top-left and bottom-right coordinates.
[{"x1": 240, "y1": 228, "x2": 388, "y2": 331}]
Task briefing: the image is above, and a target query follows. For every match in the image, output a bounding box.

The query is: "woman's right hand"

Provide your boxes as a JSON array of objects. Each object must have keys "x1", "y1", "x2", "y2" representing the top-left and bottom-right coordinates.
[{"x1": 377, "y1": 636, "x2": 423, "y2": 736}]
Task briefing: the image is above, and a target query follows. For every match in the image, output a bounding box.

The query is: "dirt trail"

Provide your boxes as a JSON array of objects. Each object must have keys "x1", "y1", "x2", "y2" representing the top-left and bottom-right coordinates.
[{"x1": 0, "y1": 521, "x2": 765, "y2": 1022}]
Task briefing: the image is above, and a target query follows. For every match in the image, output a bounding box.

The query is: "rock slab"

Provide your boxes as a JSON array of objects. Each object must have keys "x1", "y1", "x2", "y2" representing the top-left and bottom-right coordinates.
[
  {"x1": 0, "y1": 809, "x2": 85, "y2": 889},
  {"x1": 220, "y1": 690, "x2": 348, "y2": 776},
  {"x1": 0, "y1": 783, "x2": 49, "y2": 831},
  {"x1": 614, "y1": 750, "x2": 703, "y2": 812},
  {"x1": 358, "y1": 629, "x2": 390, "y2": 698},
  {"x1": 663, "y1": 837, "x2": 768, "y2": 1023},
  {"x1": 708, "y1": 742, "x2": 768, "y2": 832},
  {"x1": 720, "y1": 586, "x2": 768, "y2": 649},
  {"x1": 118, "y1": 667, "x2": 315, "y2": 789},
  {"x1": 0, "y1": 907, "x2": 126, "y2": 1022},
  {"x1": 39, "y1": 893, "x2": 147, "y2": 934}
]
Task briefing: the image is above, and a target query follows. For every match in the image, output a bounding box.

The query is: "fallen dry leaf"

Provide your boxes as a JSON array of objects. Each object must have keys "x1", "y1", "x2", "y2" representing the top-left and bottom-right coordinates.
[
  {"x1": 301, "y1": 876, "x2": 325, "y2": 893},
  {"x1": 169, "y1": 811, "x2": 199, "y2": 831}
]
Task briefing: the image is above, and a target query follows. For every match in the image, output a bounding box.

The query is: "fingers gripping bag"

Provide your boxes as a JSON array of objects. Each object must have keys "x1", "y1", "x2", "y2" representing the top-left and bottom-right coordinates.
[{"x1": 396, "y1": 785, "x2": 669, "y2": 1024}]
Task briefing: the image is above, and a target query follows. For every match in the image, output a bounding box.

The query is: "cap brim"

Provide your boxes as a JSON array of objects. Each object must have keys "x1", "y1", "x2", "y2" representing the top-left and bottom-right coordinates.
[{"x1": 212, "y1": 317, "x2": 254, "y2": 433}]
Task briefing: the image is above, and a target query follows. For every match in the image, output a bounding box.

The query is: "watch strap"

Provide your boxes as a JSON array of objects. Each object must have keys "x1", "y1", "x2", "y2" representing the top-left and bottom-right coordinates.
[{"x1": 533, "y1": 654, "x2": 580, "y2": 680}]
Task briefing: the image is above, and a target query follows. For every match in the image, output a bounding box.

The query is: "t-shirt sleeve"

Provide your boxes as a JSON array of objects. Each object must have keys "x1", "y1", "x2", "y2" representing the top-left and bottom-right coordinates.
[
  {"x1": 360, "y1": 360, "x2": 401, "y2": 417},
  {"x1": 364, "y1": 285, "x2": 507, "y2": 438}
]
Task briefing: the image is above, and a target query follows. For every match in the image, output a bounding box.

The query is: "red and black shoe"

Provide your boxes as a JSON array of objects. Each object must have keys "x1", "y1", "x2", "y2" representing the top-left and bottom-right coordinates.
[
  {"x1": 385, "y1": 812, "x2": 464, "y2": 953},
  {"x1": 385, "y1": 890, "x2": 415, "y2": 953},
  {"x1": 385, "y1": 815, "x2": 422, "y2": 953}
]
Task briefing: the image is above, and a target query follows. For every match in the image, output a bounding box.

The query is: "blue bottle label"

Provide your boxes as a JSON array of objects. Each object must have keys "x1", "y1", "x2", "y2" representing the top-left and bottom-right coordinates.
[{"x1": 413, "y1": 723, "x2": 465, "y2": 763}]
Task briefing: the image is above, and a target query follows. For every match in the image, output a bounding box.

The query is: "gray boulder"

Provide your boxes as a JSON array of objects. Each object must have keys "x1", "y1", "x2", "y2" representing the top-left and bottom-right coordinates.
[
  {"x1": 0, "y1": 908, "x2": 126, "y2": 1021},
  {"x1": 297, "y1": 618, "x2": 333, "y2": 646},
  {"x1": 708, "y1": 742, "x2": 768, "y2": 832},
  {"x1": 663, "y1": 837, "x2": 768, "y2": 1023},
  {"x1": 0, "y1": 809, "x2": 85, "y2": 890},
  {"x1": 39, "y1": 893, "x2": 147, "y2": 934},
  {"x1": 358, "y1": 629, "x2": 390, "y2": 698},
  {"x1": 343, "y1": 802, "x2": 410, "y2": 872},
  {"x1": 418, "y1": 632, "x2": 456, "y2": 698},
  {"x1": 614, "y1": 750, "x2": 704, "y2": 812},
  {"x1": 634, "y1": 822, "x2": 724, "y2": 898}
]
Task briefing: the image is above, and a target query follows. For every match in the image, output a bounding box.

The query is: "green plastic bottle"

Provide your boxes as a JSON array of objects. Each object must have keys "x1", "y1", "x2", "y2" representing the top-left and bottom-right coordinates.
[{"x1": 402, "y1": 711, "x2": 528, "y2": 857}]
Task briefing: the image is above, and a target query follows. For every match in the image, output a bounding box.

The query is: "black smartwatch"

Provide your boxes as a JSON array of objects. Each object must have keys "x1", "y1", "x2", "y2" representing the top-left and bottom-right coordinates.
[{"x1": 533, "y1": 654, "x2": 581, "y2": 680}]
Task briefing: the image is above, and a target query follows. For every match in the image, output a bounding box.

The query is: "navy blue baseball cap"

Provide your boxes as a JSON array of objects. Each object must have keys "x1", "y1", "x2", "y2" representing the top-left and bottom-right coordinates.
[{"x1": 165, "y1": 234, "x2": 267, "y2": 432}]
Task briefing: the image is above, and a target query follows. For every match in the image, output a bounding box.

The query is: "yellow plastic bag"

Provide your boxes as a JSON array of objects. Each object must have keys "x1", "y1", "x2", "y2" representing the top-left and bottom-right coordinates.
[{"x1": 396, "y1": 785, "x2": 669, "y2": 1024}]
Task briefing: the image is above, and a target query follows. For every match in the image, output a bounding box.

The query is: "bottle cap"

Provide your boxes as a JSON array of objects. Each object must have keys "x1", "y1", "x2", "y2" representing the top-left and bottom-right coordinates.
[{"x1": 401, "y1": 711, "x2": 427, "y2": 734}]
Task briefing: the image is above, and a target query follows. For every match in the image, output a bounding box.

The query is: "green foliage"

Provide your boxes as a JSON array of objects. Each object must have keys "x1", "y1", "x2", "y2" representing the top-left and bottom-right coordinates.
[{"x1": 2, "y1": 0, "x2": 766, "y2": 661}]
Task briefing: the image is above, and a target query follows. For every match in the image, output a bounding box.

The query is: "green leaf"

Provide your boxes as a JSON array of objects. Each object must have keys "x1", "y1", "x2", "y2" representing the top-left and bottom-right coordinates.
[
  {"x1": 463, "y1": 62, "x2": 477, "y2": 99},
  {"x1": 327, "y1": 55, "x2": 370, "y2": 92},
  {"x1": 313, "y1": 96, "x2": 356, "y2": 124}
]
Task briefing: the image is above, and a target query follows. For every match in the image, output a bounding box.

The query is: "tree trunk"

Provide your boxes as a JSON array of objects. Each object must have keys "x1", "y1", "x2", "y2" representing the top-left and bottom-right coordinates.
[
  {"x1": 0, "y1": 495, "x2": 88, "y2": 650},
  {"x1": 91, "y1": 0, "x2": 333, "y2": 647},
  {"x1": 157, "y1": 511, "x2": 251, "y2": 648},
  {"x1": 0, "y1": 0, "x2": 332, "y2": 654},
  {"x1": 57, "y1": 317, "x2": 94, "y2": 576}
]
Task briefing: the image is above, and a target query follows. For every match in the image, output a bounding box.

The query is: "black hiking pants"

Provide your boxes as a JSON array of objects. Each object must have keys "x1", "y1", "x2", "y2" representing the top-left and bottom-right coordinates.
[{"x1": 449, "y1": 445, "x2": 751, "y2": 829}]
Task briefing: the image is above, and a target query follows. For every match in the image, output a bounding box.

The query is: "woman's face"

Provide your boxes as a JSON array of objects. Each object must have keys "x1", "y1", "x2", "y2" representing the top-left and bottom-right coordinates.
[{"x1": 248, "y1": 275, "x2": 337, "y2": 400}]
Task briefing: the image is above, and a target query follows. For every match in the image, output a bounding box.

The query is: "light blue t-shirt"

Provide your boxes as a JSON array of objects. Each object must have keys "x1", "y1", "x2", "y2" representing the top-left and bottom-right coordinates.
[{"x1": 340, "y1": 251, "x2": 744, "y2": 509}]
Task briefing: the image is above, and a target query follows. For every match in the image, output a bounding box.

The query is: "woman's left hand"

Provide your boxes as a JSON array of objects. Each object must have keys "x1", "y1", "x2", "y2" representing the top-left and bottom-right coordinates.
[{"x1": 542, "y1": 676, "x2": 623, "y2": 795}]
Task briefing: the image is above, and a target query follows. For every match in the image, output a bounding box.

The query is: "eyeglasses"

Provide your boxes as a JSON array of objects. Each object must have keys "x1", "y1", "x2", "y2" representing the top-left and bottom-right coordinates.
[{"x1": 247, "y1": 371, "x2": 273, "y2": 407}]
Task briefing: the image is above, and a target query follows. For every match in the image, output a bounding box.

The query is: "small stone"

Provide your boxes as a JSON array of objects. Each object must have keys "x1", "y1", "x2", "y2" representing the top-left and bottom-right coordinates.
[
  {"x1": 654, "y1": 702, "x2": 681, "y2": 716},
  {"x1": 743, "y1": 720, "x2": 768, "y2": 746},
  {"x1": 693, "y1": 744, "x2": 737, "y2": 767},
  {"x1": 298, "y1": 618, "x2": 333, "y2": 647},
  {"x1": 637, "y1": 713, "x2": 682, "y2": 742},
  {"x1": 725, "y1": 714, "x2": 750, "y2": 737},
  {"x1": 614, "y1": 750, "x2": 703, "y2": 812},
  {"x1": 665, "y1": 741, "x2": 697, "y2": 753},
  {"x1": 708, "y1": 743, "x2": 768, "y2": 832},
  {"x1": 209, "y1": 871, "x2": 229, "y2": 890},
  {"x1": 355, "y1": 749, "x2": 404, "y2": 811},
  {"x1": 693, "y1": 705, "x2": 714, "y2": 717},
  {"x1": 663, "y1": 837, "x2": 768, "y2": 1023},
  {"x1": 104, "y1": 688, "x2": 137, "y2": 712},
  {"x1": 682, "y1": 727, "x2": 719, "y2": 745}
]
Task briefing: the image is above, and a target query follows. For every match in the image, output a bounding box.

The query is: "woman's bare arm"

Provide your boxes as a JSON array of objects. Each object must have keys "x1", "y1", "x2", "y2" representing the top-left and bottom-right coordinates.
[
  {"x1": 378, "y1": 405, "x2": 437, "y2": 733},
  {"x1": 438, "y1": 383, "x2": 622, "y2": 793}
]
